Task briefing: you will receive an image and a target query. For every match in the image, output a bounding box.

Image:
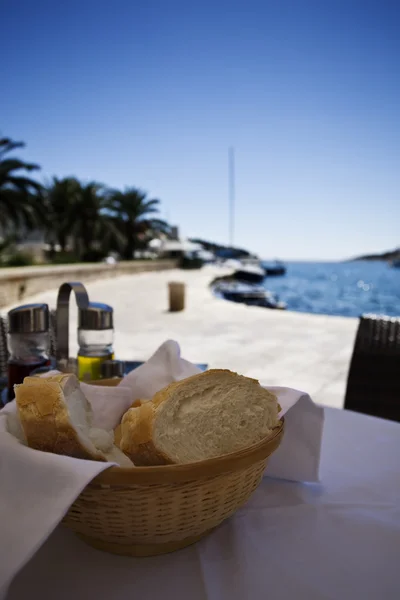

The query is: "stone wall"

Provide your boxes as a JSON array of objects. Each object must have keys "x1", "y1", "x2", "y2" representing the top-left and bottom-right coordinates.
[{"x1": 0, "y1": 260, "x2": 177, "y2": 308}]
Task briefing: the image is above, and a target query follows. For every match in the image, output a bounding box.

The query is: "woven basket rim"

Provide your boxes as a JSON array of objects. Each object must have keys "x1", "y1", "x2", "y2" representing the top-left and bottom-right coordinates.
[{"x1": 91, "y1": 419, "x2": 284, "y2": 486}]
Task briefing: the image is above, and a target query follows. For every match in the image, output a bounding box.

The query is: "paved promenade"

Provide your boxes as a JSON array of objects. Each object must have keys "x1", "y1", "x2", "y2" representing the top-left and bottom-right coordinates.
[{"x1": 3, "y1": 266, "x2": 358, "y2": 409}]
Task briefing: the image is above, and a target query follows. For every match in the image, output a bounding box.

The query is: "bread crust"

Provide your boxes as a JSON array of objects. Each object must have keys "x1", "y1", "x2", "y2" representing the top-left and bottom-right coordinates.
[
  {"x1": 120, "y1": 370, "x2": 277, "y2": 466},
  {"x1": 120, "y1": 401, "x2": 173, "y2": 465},
  {"x1": 15, "y1": 375, "x2": 106, "y2": 461},
  {"x1": 130, "y1": 399, "x2": 146, "y2": 409}
]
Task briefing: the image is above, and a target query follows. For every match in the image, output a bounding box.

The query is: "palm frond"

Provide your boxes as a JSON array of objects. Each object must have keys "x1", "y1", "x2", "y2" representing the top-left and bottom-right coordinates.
[
  {"x1": 0, "y1": 138, "x2": 25, "y2": 159},
  {"x1": 0, "y1": 158, "x2": 40, "y2": 175},
  {"x1": 0, "y1": 136, "x2": 44, "y2": 231},
  {"x1": 5, "y1": 175, "x2": 43, "y2": 193}
]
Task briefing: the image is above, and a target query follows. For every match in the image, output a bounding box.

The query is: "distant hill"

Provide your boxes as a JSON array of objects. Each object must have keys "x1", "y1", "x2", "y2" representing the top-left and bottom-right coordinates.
[
  {"x1": 189, "y1": 238, "x2": 257, "y2": 260},
  {"x1": 349, "y1": 247, "x2": 400, "y2": 262}
]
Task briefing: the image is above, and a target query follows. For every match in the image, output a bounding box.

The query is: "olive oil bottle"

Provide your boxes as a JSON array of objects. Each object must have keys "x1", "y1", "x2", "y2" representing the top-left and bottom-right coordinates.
[{"x1": 77, "y1": 302, "x2": 114, "y2": 381}]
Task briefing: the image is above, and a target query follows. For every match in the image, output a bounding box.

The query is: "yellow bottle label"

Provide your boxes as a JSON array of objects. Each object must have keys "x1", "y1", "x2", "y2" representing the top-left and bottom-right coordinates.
[{"x1": 77, "y1": 353, "x2": 114, "y2": 382}]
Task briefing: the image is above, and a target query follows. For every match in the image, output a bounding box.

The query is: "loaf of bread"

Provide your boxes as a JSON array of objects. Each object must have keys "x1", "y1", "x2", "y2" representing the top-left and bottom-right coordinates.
[
  {"x1": 120, "y1": 369, "x2": 280, "y2": 465},
  {"x1": 15, "y1": 373, "x2": 134, "y2": 467}
]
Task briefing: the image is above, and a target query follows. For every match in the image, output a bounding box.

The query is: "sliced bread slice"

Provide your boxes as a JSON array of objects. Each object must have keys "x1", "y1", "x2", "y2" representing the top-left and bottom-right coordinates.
[
  {"x1": 120, "y1": 369, "x2": 280, "y2": 465},
  {"x1": 15, "y1": 373, "x2": 134, "y2": 467}
]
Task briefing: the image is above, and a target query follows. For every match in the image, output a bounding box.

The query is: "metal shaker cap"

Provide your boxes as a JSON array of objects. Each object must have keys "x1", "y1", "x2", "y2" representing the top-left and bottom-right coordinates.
[
  {"x1": 78, "y1": 302, "x2": 113, "y2": 330},
  {"x1": 100, "y1": 359, "x2": 125, "y2": 379},
  {"x1": 8, "y1": 303, "x2": 49, "y2": 334}
]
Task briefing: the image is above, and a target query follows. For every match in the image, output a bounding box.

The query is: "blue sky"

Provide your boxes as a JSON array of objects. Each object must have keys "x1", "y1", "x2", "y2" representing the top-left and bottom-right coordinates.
[{"x1": 2, "y1": 0, "x2": 399, "y2": 260}]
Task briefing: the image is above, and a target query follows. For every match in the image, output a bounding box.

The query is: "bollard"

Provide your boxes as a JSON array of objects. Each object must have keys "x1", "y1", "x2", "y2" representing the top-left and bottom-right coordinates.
[{"x1": 168, "y1": 282, "x2": 185, "y2": 312}]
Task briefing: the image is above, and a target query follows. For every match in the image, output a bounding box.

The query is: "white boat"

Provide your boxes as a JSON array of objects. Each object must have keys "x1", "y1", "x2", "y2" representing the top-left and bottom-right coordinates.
[
  {"x1": 212, "y1": 280, "x2": 286, "y2": 310},
  {"x1": 229, "y1": 263, "x2": 265, "y2": 283}
]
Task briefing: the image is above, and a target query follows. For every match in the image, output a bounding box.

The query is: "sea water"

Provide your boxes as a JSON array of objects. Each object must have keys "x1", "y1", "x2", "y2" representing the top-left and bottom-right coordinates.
[{"x1": 262, "y1": 261, "x2": 400, "y2": 317}]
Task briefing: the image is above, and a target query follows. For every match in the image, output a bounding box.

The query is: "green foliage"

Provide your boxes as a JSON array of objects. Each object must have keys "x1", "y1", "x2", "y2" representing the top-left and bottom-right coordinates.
[
  {"x1": 104, "y1": 187, "x2": 161, "y2": 260},
  {"x1": 81, "y1": 248, "x2": 108, "y2": 263},
  {"x1": 2, "y1": 134, "x2": 174, "y2": 266},
  {"x1": 44, "y1": 176, "x2": 81, "y2": 253},
  {"x1": 4, "y1": 252, "x2": 35, "y2": 267},
  {"x1": 0, "y1": 137, "x2": 44, "y2": 231},
  {"x1": 43, "y1": 180, "x2": 166, "y2": 263},
  {"x1": 45, "y1": 178, "x2": 115, "y2": 262},
  {"x1": 49, "y1": 252, "x2": 80, "y2": 265}
]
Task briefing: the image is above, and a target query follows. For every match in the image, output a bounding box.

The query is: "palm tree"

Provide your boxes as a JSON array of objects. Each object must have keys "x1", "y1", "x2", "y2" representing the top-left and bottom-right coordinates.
[
  {"x1": 105, "y1": 187, "x2": 160, "y2": 260},
  {"x1": 0, "y1": 137, "x2": 44, "y2": 233},
  {"x1": 143, "y1": 218, "x2": 175, "y2": 240},
  {"x1": 73, "y1": 182, "x2": 108, "y2": 260},
  {"x1": 45, "y1": 177, "x2": 81, "y2": 254},
  {"x1": 45, "y1": 178, "x2": 126, "y2": 261}
]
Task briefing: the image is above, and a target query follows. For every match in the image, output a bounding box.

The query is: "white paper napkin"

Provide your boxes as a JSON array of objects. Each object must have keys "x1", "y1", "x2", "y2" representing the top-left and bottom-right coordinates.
[
  {"x1": 266, "y1": 387, "x2": 324, "y2": 482},
  {"x1": 0, "y1": 339, "x2": 324, "y2": 592},
  {"x1": 80, "y1": 339, "x2": 202, "y2": 430}
]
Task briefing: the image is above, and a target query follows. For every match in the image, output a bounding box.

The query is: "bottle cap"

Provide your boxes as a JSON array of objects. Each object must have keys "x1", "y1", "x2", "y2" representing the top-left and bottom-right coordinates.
[
  {"x1": 8, "y1": 304, "x2": 49, "y2": 334},
  {"x1": 78, "y1": 302, "x2": 113, "y2": 330}
]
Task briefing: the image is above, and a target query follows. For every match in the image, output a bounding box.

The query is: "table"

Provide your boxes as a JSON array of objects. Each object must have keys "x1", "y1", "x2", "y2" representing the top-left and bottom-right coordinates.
[{"x1": 5, "y1": 407, "x2": 400, "y2": 600}]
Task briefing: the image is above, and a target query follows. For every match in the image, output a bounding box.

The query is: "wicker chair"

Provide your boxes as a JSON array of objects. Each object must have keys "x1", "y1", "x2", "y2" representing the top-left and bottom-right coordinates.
[{"x1": 344, "y1": 314, "x2": 400, "y2": 422}]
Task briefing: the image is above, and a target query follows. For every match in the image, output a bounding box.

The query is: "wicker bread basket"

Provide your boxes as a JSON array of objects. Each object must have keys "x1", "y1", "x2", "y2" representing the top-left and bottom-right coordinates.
[{"x1": 62, "y1": 379, "x2": 284, "y2": 557}]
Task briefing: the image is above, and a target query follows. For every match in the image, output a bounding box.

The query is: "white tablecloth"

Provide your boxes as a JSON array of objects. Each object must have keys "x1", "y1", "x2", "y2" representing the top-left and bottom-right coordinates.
[{"x1": 5, "y1": 407, "x2": 400, "y2": 600}]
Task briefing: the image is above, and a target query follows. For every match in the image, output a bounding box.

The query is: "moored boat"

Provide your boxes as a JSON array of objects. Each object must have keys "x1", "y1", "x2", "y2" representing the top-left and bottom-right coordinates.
[
  {"x1": 212, "y1": 280, "x2": 286, "y2": 310},
  {"x1": 232, "y1": 265, "x2": 265, "y2": 284},
  {"x1": 262, "y1": 260, "x2": 287, "y2": 277}
]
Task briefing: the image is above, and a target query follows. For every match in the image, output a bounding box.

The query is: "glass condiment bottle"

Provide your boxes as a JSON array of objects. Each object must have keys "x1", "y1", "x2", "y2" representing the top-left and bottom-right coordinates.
[
  {"x1": 7, "y1": 303, "x2": 51, "y2": 401},
  {"x1": 77, "y1": 302, "x2": 114, "y2": 381}
]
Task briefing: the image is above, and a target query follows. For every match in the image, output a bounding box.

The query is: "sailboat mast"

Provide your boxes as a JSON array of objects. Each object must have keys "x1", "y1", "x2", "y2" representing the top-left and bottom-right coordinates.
[{"x1": 228, "y1": 146, "x2": 235, "y2": 247}]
